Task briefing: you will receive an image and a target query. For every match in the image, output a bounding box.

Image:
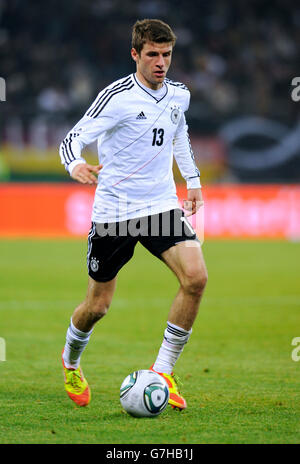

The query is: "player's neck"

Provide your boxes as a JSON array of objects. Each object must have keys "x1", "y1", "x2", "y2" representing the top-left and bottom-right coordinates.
[{"x1": 135, "y1": 71, "x2": 164, "y2": 91}]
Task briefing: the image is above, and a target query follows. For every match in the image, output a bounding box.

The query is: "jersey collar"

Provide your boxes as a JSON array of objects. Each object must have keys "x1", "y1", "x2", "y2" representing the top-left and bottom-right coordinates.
[{"x1": 133, "y1": 74, "x2": 168, "y2": 103}]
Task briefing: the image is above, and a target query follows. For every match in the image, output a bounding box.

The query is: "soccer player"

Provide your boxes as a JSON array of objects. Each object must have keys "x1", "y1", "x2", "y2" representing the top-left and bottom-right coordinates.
[{"x1": 59, "y1": 19, "x2": 208, "y2": 410}]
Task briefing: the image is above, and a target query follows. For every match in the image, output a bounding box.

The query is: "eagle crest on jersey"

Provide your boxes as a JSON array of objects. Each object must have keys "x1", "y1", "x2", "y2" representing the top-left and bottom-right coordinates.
[
  {"x1": 170, "y1": 105, "x2": 180, "y2": 124},
  {"x1": 59, "y1": 74, "x2": 200, "y2": 222}
]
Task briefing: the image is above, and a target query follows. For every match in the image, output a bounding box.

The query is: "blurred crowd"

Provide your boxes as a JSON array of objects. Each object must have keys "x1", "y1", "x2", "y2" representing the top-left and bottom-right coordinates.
[{"x1": 1, "y1": 0, "x2": 300, "y2": 132}]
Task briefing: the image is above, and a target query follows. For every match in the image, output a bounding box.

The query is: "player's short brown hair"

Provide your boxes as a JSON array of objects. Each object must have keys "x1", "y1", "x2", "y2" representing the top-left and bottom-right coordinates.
[{"x1": 132, "y1": 19, "x2": 176, "y2": 55}]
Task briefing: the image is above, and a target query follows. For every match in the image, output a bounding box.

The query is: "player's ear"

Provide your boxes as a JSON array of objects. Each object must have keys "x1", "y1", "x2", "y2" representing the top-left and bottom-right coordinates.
[{"x1": 131, "y1": 48, "x2": 139, "y2": 63}]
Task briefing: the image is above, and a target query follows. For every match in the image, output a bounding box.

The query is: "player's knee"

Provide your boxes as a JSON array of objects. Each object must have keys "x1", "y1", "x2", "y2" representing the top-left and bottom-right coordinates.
[
  {"x1": 182, "y1": 267, "x2": 208, "y2": 297},
  {"x1": 87, "y1": 298, "x2": 111, "y2": 321}
]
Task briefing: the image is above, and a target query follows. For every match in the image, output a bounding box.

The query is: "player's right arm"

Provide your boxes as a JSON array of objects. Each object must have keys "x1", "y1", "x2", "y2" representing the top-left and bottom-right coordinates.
[
  {"x1": 70, "y1": 162, "x2": 102, "y2": 185},
  {"x1": 59, "y1": 90, "x2": 119, "y2": 184}
]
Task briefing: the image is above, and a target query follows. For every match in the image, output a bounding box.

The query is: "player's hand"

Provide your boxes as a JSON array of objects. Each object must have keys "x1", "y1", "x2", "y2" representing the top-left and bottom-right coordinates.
[
  {"x1": 71, "y1": 163, "x2": 103, "y2": 185},
  {"x1": 183, "y1": 188, "x2": 204, "y2": 217}
]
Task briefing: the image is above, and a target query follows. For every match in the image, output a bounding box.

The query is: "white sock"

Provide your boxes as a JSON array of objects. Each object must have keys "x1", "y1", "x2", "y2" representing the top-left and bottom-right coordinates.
[
  {"x1": 153, "y1": 321, "x2": 192, "y2": 374},
  {"x1": 63, "y1": 318, "x2": 93, "y2": 369}
]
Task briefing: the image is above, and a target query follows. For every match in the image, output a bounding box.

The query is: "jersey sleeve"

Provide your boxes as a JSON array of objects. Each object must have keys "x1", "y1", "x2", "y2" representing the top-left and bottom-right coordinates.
[
  {"x1": 173, "y1": 112, "x2": 201, "y2": 189},
  {"x1": 59, "y1": 91, "x2": 119, "y2": 175}
]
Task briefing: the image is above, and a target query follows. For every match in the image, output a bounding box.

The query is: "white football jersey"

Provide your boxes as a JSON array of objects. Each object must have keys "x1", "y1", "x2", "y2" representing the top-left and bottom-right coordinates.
[{"x1": 59, "y1": 73, "x2": 200, "y2": 222}]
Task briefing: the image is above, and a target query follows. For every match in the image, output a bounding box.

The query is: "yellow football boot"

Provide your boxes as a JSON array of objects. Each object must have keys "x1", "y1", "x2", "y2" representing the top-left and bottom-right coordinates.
[
  {"x1": 62, "y1": 351, "x2": 91, "y2": 407},
  {"x1": 150, "y1": 365, "x2": 187, "y2": 410}
]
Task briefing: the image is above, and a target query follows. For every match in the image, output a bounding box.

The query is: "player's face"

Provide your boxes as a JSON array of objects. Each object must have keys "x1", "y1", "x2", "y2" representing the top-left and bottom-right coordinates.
[{"x1": 131, "y1": 41, "x2": 173, "y2": 90}]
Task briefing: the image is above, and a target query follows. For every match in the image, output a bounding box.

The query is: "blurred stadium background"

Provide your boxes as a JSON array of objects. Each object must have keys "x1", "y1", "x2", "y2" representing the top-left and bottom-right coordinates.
[{"x1": 0, "y1": 0, "x2": 300, "y2": 239}]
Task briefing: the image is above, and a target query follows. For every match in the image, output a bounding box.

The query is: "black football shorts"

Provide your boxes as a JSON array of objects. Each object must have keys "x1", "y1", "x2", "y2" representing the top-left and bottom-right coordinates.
[{"x1": 87, "y1": 208, "x2": 198, "y2": 282}]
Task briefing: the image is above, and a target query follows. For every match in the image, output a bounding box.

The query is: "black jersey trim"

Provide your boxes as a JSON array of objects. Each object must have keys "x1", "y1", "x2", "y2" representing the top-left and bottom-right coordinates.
[
  {"x1": 86, "y1": 75, "x2": 132, "y2": 117},
  {"x1": 62, "y1": 134, "x2": 76, "y2": 164},
  {"x1": 165, "y1": 78, "x2": 189, "y2": 91},
  {"x1": 62, "y1": 132, "x2": 82, "y2": 165},
  {"x1": 93, "y1": 83, "x2": 134, "y2": 118},
  {"x1": 61, "y1": 144, "x2": 70, "y2": 164},
  {"x1": 87, "y1": 77, "x2": 133, "y2": 118},
  {"x1": 133, "y1": 74, "x2": 168, "y2": 103},
  {"x1": 62, "y1": 144, "x2": 73, "y2": 165}
]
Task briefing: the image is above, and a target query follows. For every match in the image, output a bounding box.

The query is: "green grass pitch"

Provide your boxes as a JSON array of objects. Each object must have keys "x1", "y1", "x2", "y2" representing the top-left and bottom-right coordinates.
[{"x1": 0, "y1": 238, "x2": 299, "y2": 444}]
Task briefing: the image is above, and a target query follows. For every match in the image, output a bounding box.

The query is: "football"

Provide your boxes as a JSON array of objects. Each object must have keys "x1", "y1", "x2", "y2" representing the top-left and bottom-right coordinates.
[{"x1": 120, "y1": 370, "x2": 170, "y2": 417}]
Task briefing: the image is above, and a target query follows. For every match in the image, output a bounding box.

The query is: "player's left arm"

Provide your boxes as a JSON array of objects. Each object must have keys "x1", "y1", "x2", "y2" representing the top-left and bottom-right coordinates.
[{"x1": 173, "y1": 112, "x2": 203, "y2": 216}]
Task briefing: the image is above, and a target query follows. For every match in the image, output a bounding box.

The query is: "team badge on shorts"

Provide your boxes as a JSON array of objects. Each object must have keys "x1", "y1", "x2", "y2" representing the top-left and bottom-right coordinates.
[
  {"x1": 170, "y1": 106, "x2": 180, "y2": 124},
  {"x1": 90, "y1": 257, "x2": 100, "y2": 272}
]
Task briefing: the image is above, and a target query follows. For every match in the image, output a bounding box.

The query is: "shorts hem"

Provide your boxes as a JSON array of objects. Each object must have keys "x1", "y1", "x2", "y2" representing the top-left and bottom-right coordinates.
[
  {"x1": 153, "y1": 235, "x2": 199, "y2": 260},
  {"x1": 88, "y1": 271, "x2": 119, "y2": 282}
]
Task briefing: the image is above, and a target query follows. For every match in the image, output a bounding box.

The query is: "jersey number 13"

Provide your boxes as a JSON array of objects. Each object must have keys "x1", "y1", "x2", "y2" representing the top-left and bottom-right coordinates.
[{"x1": 152, "y1": 128, "x2": 164, "y2": 146}]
